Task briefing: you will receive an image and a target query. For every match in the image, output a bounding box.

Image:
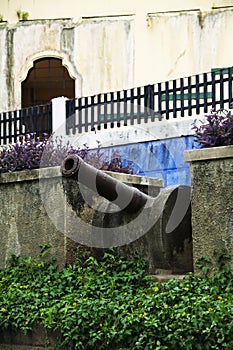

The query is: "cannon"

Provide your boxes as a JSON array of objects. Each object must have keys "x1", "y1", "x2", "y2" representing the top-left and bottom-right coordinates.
[
  {"x1": 61, "y1": 154, "x2": 151, "y2": 214},
  {"x1": 60, "y1": 154, "x2": 193, "y2": 274}
]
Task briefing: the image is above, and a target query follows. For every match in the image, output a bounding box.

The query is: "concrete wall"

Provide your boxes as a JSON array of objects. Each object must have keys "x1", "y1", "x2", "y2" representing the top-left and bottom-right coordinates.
[
  {"x1": 184, "y1": 146, "x2": 233, "y2": 273},
  {"x1": 0, "y1": 167, "x2": 162, "y2": 268},
  {"x1": 0, "y1": 1, "x2": 233, "y2": 111},
  {"x1": 50, "y1": 97, "x2": 201, "y2": 188},
  {"x1": 0, "y1": 165, "x2": 193, "y2": 274},
  {"x1": 99, "y1": 136, "x2": 195, "y2": 187},
  {"x1": 69, "y1": 115, "x2": 201, "y2": 187},
  {"x1": 0, "y1": 168, "x2": 68, "y2": 268},
  {"x1": 0, "y1": 325, "x2": 68, "y2": 350}
]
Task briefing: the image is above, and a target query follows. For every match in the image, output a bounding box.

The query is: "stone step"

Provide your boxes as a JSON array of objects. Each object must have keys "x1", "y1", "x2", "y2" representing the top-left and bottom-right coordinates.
[{"x1": 146, "y1": 273, "x2": 186, "y2": 282}]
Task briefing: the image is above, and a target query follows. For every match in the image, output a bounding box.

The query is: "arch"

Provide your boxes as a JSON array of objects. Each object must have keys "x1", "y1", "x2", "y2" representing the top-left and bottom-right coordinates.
[
  {"x1": 17, "y1": 51, "x2": 82, "y2": 107},
  {"x1": 19, "y1": 51, "x2": 80, "y2": 84},
  {"x1": 21, "y1": 57, "x2": 75, "y2": 108}
]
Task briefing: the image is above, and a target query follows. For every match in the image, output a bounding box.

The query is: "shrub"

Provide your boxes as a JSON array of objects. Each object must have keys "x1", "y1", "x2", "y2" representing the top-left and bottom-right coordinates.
[
  {"x1": 0, "y1": 247, "x2": 233, "y2": 349},
  {"x1": 0, "y1": 134, "x2": 137, "y2": 174},
  {"x1": 192, "y1": 108, "x2": 233, "y2": 148}
]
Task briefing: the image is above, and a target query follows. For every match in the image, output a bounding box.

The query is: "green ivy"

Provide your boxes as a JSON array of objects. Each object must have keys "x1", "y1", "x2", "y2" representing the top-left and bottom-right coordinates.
[{"x1": 0, "y1": 247, "x2": 233, "y2": 349}]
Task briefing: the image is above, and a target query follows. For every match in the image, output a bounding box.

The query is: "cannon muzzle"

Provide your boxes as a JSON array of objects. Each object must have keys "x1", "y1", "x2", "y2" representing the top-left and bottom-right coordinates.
[{"x1": 61, "y1": 154, "x2": 151, "y2": 213}]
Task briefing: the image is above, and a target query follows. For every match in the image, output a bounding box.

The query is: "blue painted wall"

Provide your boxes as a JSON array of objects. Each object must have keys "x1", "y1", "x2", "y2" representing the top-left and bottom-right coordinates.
[{"x1": 102, "y1": 135, "x2": 199, "y2": 187}]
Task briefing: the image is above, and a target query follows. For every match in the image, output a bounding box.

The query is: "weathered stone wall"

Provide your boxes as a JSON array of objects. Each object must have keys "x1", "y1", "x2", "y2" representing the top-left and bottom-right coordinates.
[
  {"x1": 0, "y1": 167, "x2": 165, "y2": 269},
  {"x1": 0, "y1": 168, "x2": 67, "y2": 268},
  {"x1": 0, "y1": 166, "x2": 193, "y2": 274},
  {"x1": 184, "y1": 146, "x2": 233, "y2": 273},
  {"x1": 0, "y1": 326, "x2": 68, "y2": 350}
]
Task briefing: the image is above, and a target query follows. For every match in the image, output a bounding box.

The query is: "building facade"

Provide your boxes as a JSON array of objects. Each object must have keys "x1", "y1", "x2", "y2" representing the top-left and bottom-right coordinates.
[{"x1": 0, "y1": 0, "x2": 233, "y2": 112}]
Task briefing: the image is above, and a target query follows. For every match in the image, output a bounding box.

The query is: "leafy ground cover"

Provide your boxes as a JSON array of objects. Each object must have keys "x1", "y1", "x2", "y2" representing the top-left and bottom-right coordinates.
[{"x1": 0, "y1": 246, "x2": 233, "y2": 350}]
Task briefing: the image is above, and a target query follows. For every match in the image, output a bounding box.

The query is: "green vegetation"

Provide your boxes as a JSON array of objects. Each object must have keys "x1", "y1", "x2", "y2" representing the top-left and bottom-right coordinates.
[
  {"x1": 16, "y1": 10, "x2": 29, "y2": 21},
  {"x1": 0, "y1": 246, "x2": 233, "y2": 349},
  {"x1": 0, "y1": 14, "x2": 4, "y2": 22}
]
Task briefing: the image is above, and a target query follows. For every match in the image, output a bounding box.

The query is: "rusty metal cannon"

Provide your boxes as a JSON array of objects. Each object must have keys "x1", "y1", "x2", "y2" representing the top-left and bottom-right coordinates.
[
  {"x1": 60, "y1": 154, "x2": 193, "y2": 274},
  {"x1": 61, "y1": 154, "x2": 151, "y2": 214}
]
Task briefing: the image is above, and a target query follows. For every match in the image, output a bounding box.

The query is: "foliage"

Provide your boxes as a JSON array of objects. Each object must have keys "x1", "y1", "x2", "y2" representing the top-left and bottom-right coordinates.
[
  {"x1": 193, "y1": 108, "x2": 233, "y2": 148},
  {"x1": 0, "y1": 247, "x2": 233, "y2": 349},
  {"x1": 16, "y1": 10, "x2": 29, "y2": 21},
  {"x1": 0, "y1": 14, "x2": 4, "y2": 22},
  {"x1": 0, "y1": 133, "x2": 137, "y2": 174}
]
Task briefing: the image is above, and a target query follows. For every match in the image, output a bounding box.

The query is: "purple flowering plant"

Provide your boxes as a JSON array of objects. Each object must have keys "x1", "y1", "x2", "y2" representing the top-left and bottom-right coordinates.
[
  {"x1": 0, "y1": 133, "x2": 78, "y2": 173},
  {"x1": 192, "y1": 108, "x2": 233, "y2": 148},
  {"x1": 0, "y1": 133, "x2": 137, "y2": 174}
]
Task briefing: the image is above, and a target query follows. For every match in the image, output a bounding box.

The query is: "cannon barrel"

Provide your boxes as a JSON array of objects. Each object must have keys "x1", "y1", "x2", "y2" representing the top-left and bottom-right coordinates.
[{"x1": 61, "y1": 154, "x2": 151, "y2": 213}]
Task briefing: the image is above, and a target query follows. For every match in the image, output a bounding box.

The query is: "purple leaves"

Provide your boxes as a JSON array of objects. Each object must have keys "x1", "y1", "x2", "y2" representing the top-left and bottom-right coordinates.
[
  {"x1": 0, "y1": 133, "x2": 90, "y2": 173},
  {"x1": 0, "y1": 133, "x2": 44, "y2": 173},
  {"x1": 0, "y1": 133, "x2": 137, "y2": 174},
  {"x1": 193, "y1": 109, "x2": 233, "y2": 148}
]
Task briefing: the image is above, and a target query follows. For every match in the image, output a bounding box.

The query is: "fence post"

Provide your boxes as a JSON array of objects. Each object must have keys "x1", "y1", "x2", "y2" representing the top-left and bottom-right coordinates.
[{"x1": 51, "y1": 96, "x2": 68, "y2": 136}]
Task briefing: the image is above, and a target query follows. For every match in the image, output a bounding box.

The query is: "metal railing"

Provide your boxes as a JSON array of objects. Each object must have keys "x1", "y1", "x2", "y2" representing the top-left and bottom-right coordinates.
[
  {"x1": 1, "y1": 67, "x2": 233, "y2": 144},
  {"x1": 66, "y1": 67, "x2": 233, "y2": 134},
  {"x1": 0, "y1": 103, "x2": 52, "y2": 145}
]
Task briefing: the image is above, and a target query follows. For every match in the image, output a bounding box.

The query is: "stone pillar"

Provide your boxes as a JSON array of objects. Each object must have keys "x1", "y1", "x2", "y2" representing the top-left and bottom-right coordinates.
[
  {"x1": 51, "y1": 96, "x2": 68, "y2": 136},
  {"x1": 184, "y1": 146, "x2": 233, "y2": 273}
]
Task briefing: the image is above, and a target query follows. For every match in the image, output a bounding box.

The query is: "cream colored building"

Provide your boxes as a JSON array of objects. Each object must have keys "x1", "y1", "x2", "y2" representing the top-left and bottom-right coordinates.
[{"x1": 0, "y1": 0, "x2": 233, "y2": 112}]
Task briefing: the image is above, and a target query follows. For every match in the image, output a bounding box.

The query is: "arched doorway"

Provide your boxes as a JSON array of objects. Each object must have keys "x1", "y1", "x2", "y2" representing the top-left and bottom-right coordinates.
[
  {"x1": 22, "y1": 57, "x2": 75, "y2": 107},
  {"x1": 21, "y1": 57, "x2": 75, "y2": 136}
]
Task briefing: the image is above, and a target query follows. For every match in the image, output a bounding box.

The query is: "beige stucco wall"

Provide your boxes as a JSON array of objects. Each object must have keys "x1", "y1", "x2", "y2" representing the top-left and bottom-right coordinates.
[
  {"x1": 0, "y1": 0, "x2": 215, "y2": 22},
  {"x1": 0, "y1": 0, "x2": 233, "y2": 111},
  {"x1": 0, "y1": 17, "x2": 134, "y2": 111},
  {"x1": 145, "y1": 9, "x2": 233, "y2": 83},
  {"x1": 0, "y1": 26, "x2": 7, "y2": 112},
  {"x1": 2, "y1": 0, "x2": 233, "y2": 23},
  {"x1": 74, "y1": 18, "x2": 134, "y2": 96}
]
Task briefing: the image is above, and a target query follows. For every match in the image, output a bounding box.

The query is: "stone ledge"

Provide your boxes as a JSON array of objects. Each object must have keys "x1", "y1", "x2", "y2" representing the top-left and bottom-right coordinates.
[
  {"x1": 0, "y1": 167, "x2": 61, "y2": 183},
  {"x1": 103, "y1": 170, "x2": 164, "y2": 188},
  {"x1": 0, "y1": 166, "x2": 164, "y2": 188},
  {"x1": 184, "y1": 145, "x2": 233, "y2": 162}
]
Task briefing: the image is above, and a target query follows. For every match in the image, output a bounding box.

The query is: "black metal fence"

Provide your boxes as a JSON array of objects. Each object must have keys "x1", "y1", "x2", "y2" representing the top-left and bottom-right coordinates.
[
  {"x1": 66, "y1": 67, "x2": 233, "y2": 134},
  {"x1": 0, "y1": 103, "x2": 52, "y2": 145},
  {"x1": 1, "y1": 68, "x2": 233, "y2": 144}
]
